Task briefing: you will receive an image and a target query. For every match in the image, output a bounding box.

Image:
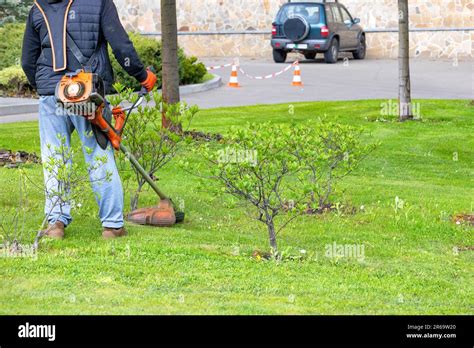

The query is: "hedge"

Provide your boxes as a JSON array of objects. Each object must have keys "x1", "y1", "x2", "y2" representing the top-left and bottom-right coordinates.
[
  {"x1": 0, "y1": 65, "x2": 32, "y2": 96},
  {"x1": 109, "y1": 33, "x2": 207, "y2": 91},
  {"x1": 0, "y1": 24, "x2": 207, "y2": 93},
  {"x1": 0, "y1": 23, "x2": 25, "y2": 71}
]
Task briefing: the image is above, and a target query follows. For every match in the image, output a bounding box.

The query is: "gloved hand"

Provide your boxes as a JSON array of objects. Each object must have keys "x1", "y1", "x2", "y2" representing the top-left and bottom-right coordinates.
[{"x1": 140, "y1": 68, "x2": 158, "y2": 92}]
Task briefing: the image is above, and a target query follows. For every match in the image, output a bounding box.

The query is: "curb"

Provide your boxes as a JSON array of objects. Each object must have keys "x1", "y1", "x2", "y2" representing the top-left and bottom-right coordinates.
[
  {"x1": 179, "y1": 74, "x2": 223, "y2": 95},
  {"x1": 0, "y1": 100, "x2": 39, "y2": 117},
  {"x1": 0, "y1": 74, "x2": 222, "y2": 117}
]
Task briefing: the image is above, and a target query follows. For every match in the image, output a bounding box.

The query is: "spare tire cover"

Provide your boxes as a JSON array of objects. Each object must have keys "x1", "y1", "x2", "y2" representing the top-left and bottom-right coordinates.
[{"x1": 283, "y1": 15, "x2": 310, "y2": 42}]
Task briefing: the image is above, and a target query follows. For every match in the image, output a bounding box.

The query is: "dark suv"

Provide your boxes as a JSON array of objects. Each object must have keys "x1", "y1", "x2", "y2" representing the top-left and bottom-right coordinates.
[{"x1": 271, "y1": 0, "x2": 366, "y2": 63}]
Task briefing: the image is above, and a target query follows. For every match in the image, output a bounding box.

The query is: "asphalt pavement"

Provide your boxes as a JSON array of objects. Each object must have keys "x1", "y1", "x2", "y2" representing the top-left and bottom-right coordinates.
[
  {"x1": 0, "y1": 56, "x2": 472, "y2": 124},
  {"x1": 187, "y1": 56, "x2": 473, "y2": 108}
]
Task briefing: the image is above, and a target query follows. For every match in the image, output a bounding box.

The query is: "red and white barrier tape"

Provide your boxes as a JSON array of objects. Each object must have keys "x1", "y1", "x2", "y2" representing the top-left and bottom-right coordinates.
[
  {"x1": 237, "y1": 61, "x2": 299, "y2": 80},
  {"x1": 206, "y1": 60, "x2": 300, "y2": 80},
  {"x1": 206, "y1": 63, "x2": 233, "y2": 71}
]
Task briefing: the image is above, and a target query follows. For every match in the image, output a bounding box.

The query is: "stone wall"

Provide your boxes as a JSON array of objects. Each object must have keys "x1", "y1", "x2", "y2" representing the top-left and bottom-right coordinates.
[{"x1": 114, "y1": 0, "x2": 473, "y2": 60}]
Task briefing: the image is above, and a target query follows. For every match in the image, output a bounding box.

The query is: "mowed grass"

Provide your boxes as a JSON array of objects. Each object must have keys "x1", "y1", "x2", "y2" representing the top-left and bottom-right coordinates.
[{"x1": 0, "y1": 99, "x2": 472, "y2": 315}]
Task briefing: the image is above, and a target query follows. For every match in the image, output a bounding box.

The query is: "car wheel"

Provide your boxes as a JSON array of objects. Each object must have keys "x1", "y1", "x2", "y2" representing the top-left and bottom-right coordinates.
[
  {"x1": 353, "y1": 35, "x2": 366, "y2": 60},
  {"x1": 324, "y1": 38, "x2": 339, "y2": 64},
  {"x1": 304, "y1": 52, "x2": 316, "y2": 60},
  {"x1": 273, "y1": 49, "x2": 287, "y2": 63}
]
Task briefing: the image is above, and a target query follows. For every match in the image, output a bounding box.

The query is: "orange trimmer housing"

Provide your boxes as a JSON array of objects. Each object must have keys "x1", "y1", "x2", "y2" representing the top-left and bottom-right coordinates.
[
  {"x1": 90, "y1": 103, "x2": 124, "y2": 150},
  {"x1": 55, "y1": 69, "x2": 125, "y2": 150}
]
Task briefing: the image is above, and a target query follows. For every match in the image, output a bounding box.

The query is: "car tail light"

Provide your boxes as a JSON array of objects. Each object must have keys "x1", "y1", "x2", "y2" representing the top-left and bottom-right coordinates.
[
  {"x1": 275, "y1": 42, "x2": 281, "y2": 48},
  {"x1": 272, "y1": 25, "x2": 277, "y2": 37},
  {"x1": 321, "y1": 26, "x2": 329, "y2": 38}
]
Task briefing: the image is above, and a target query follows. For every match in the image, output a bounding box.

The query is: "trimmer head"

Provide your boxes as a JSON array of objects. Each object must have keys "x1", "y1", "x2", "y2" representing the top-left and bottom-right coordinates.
[{"x1": 127, "y1": 199, "x2": 184, "y2": 227}]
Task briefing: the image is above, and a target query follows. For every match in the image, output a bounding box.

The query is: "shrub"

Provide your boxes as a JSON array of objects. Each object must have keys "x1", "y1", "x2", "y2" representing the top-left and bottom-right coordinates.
[
  {"x1": 0, "y1": 1, "x2": 33, "y2": 25},
  {"x1": 189, "y1": 122, "x2": 376, "y2": 252},
  {"x1": 109, "y1": 33, "x2": 162, "y2": 92},
  {"x1": 178, "y1": 51, "x2": 207, "y2": 87},
  {"x1": 188, "y1": 122, "x2": 308, "y2": 252},
  {"x1": 33, "y1": 134, "x2": 110, "y2": 250},
  {"x1": 178, "y1": 54, "x2": 208, "y2": 86},
  {"x1": 108, "y1": 83, "x2": 198, "y2": 210},
  {"x1": 289, "y1": 122, "x2": 377, "y2": 212},
  {"x1": 0, "y1": 65, "x2": 31, "y2": 96},
  {"x1": 109, "y1": 33, "x2": 207, "y2": 91},
  {"x1": 0, "y1": 23, "x2": 25, "y2": 70}
]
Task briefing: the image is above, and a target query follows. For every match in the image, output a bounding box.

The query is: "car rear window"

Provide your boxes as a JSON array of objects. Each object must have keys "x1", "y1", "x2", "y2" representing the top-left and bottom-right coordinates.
[{"x1": 278, "y1": 4, "x2": 323, "y2": 24}]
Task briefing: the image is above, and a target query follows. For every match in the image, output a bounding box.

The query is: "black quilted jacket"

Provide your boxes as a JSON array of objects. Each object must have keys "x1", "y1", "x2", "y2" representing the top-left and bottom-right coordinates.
[{"x1": 21, "y1": 0, "x2": 147, "y2": 96}]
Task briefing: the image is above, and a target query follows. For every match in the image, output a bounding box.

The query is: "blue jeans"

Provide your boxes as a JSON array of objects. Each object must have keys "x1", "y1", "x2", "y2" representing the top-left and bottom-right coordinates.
[{"x1": 39, "y1": 96, "x2": 124, "y2": 229}]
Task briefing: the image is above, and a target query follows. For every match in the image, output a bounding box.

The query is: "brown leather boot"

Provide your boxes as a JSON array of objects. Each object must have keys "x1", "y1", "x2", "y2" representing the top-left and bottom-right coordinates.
[
  {"x1": 44, "y1": 221, "x2": 65, "y2": 240},
  {"x1": 102, "y1": 227, "x2": 127, "y2": 240}
]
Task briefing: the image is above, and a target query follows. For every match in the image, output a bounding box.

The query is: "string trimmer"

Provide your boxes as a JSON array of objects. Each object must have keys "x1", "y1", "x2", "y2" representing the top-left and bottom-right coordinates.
[{"x1": 55, "y1": 68, "x2": 184, "y2": 227}]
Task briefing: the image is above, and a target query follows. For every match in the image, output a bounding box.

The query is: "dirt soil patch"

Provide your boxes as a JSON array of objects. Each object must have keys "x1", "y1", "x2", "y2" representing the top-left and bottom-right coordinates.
[
  {"x1": 282, "y1": 201, "x2": 358, "y2": 215},
  {"x1": 184, "y1": 130, "x2": 224, "y2": 142},
  {"x1": 0, "y1": 149, "x2": 41, "y2": 168},
  {"x1": 453, "y1": 213, "x2": 474, "y2": 226}
]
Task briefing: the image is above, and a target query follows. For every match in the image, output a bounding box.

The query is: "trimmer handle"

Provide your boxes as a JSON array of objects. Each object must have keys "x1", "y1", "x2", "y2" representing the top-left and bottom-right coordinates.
[
  {"x1": 140, "y1": 66, "x2": 157, "y2": 94},
  {"x1": 112, "y1": 107, "x2": 126, "y2": 135},
  {"x1": 98, "y1": 67, "x2": 154, "y2": 151},
  {"x1": 92, "y1": 105, "x2": 123, "y2": 151},
  {"x1": 138, "y1": 66, "x2": 154, "y2": 98},
  {"x1": 139, "y1": 86, "x2": 148, "y2": 96}
]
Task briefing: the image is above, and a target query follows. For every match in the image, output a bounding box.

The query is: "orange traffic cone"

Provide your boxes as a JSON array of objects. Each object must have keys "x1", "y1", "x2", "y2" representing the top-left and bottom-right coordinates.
[
  {"x1": 228, "y1": 64, "x2": 241, "y2": 88},
  {"x1": 291, "y1": 62, "x2": 303, "y2": 87}
]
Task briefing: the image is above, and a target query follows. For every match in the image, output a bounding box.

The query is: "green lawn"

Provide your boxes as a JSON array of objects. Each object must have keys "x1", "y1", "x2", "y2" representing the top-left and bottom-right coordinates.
[{"x1": 0, "y1": 99, "x2": 472, "y2": 314}]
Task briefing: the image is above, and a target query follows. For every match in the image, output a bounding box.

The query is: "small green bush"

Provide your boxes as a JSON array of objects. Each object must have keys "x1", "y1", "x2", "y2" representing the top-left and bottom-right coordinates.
[
  {"x1": 110, "y1": 33, "x2": 207, "y2": 91},
  {"x1": 189, "y1": 121, "x2": 376, "y2": 251},
  {"x1": 109, "y1": 33, "x2": 162, "y2": 92},
  {"x1": 0, "y1": 23, "x2": 25, "y2": 71},
  {"x1": 0, "y1": 65, "x2": 31, "y2": 96},
  {"x1": 178, "y1": 54, "x2": 208, "y2": 86},
  {"x1": 109, "y1": 83, "x2": 199, "y2": 210}
]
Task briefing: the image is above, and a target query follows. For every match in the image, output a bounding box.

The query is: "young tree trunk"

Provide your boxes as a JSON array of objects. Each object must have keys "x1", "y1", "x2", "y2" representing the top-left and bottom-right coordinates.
[
  {"x1": 130, "y1": 172, "x2": 146, "y2": 211},
  {"x1": 398, "y1": 0, "x2": 413, "y2": 121},
  {"x1": 265, "y1": 211, "x2": 278, "y2": 251},
  {"x1": 130, "y1": 184, "x2": 143, "y2": 211},
  {"x1": 161, "y1": 0, "x2": 180, "y2": 129}
]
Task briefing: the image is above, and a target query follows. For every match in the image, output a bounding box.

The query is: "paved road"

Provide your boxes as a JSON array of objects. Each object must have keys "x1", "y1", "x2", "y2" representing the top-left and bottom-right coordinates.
[
  {"x1": 0, "y1": 57, "x2": 472, "y2": 123},
  {"x1": 187, "y1": 57, "x2": 473, "y2": 108}
]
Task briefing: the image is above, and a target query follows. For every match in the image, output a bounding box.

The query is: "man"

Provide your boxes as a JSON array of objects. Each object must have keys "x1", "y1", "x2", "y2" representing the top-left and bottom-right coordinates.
[{"x1": 21, "y1": 0, "x2": 157, "y2": 239}]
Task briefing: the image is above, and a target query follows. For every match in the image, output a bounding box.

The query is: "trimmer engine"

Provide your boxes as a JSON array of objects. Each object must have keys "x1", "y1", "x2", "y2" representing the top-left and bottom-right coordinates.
[
  {"x1": 55, "y1": 69, "x2": 124, "y2": 150},
  {"x1": 55, "y1": 69, "x2": 106, "y2": 116}
]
